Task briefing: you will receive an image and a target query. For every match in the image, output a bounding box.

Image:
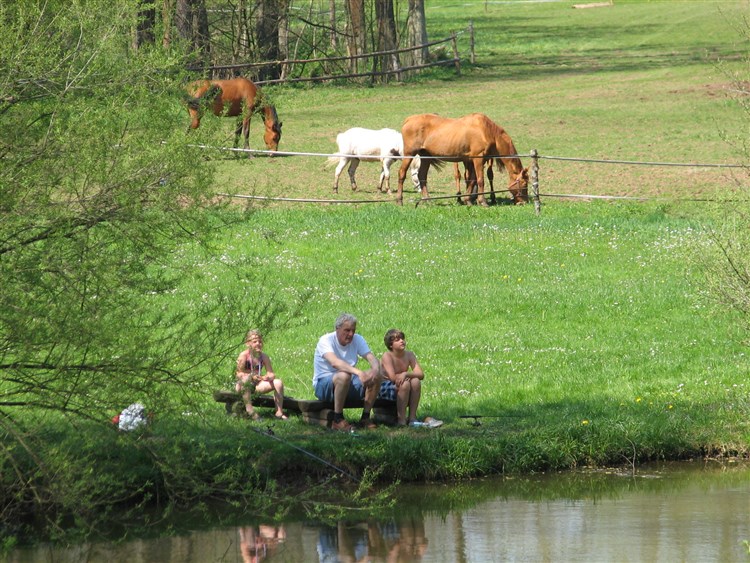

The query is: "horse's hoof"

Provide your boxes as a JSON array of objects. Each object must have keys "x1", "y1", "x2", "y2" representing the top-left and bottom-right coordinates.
[{"x1": 479, "y1": 200, "x2": 490, "y2": 208}]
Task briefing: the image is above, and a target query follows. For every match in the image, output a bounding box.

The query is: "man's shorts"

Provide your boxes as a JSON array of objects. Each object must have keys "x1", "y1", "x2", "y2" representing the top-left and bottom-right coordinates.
[{"x1": 314, "y1": 374, "x2": 365, "y2": 403}]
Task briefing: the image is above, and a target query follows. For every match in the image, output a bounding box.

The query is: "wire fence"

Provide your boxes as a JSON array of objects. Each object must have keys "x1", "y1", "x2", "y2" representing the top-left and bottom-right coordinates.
[
  {"x1": 192, "y1": 143, "x2": 748, "y2": 211},
  {"x1": 196, "y1": 32, "x2": 464, "y2": 84}
]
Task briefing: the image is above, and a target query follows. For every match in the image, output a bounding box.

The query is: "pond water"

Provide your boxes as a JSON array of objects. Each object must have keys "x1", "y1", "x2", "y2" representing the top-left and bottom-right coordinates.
[{"x1": 8, "y1": 460, "x2": 750, "y2": 562}]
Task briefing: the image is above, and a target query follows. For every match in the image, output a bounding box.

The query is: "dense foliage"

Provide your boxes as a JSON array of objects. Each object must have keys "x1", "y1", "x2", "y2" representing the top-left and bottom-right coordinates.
[{"x1": 0, "y1": 0, "x2": 281, "y2": 541}]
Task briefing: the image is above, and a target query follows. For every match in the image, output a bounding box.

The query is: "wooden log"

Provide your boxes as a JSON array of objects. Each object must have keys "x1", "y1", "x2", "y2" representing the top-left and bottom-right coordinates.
[
  {"x1": 301, "y1": 408, "x2": 336, "y2": 428},
  {"x1": 213, "y1": 390, "x2": 397, "y2": 425}
]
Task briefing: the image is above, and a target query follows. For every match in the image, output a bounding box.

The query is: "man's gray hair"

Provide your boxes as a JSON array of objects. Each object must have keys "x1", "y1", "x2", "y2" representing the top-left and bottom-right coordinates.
[{"x1": 335, "y1": 313, "x2": 357, "y2": 329}]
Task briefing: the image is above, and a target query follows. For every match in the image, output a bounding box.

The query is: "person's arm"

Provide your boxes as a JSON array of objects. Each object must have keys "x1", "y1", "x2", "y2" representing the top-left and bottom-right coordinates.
[
  {"x1": 363, "y1": 351, "x2": 380, "y2": 373},
  {"x1": 408, "y1": 352, "x2": 424, "y2": 380},
  {"x1": 262, "y1": 353, "x2": 275, "y2": 381},
  {"x1": 236, "y1": 350, "x2": 250, "y2": 377},
  {"x1": 322, "y1": 351, "x2": 363, "y2": 376},
  {"x1": 381, "y1": 352, "x2": 395, "y2": 381},
  {"x1": 357, "y1": 351, "x2": 381, "y2": 386}
]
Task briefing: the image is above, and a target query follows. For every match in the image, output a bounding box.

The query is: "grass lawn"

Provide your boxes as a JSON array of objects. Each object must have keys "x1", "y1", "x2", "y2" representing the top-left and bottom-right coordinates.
[{"x1": 169, "y1": 0, "x2": 750, "y2": 476}]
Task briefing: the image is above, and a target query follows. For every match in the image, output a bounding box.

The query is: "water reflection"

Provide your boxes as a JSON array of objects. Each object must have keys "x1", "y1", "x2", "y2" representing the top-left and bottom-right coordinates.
[
  {"x1": 8, "y1": 461, "x2": 750, "y2": 562},
  {"x1": 239, "y1": 525, "x2": 286, "y2": 563},
  {"x1": 316, "y1": 518, "x2": 428, "y2": 562}
]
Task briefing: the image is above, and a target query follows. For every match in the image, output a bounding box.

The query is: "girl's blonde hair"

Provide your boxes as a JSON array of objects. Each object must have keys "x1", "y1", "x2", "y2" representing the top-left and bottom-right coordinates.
[{"x1": 245, "y1": 329, "x2": 262, "y2": 341}]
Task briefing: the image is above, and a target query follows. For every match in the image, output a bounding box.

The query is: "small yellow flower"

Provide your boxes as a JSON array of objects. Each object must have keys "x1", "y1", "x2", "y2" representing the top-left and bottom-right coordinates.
[
  {"x1": 636, "y1": 397, "x2": 642, "y2": 403},
  {"x1": 581, "y1": 420, "x2": 589, "y2": 425},
  {"x1": 668, "y1": 404, "x2": 673, "y2": 410}
]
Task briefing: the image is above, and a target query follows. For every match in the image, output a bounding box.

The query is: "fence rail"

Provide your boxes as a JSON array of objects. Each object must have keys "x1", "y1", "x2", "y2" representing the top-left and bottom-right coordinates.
[
  {"x1": 192, "y1": 32, "x2": 466, "y2": 84},
  {"x1": 190, "y1": 144, "x2": 747, "y2": 212}
]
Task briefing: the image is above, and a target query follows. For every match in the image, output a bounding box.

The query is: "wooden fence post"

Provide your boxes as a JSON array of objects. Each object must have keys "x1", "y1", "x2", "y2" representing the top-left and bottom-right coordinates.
[
  {"x1": 469, "y1": 21, "x2": 475, "y2": 64},
  {"x1": 531, "y1": 149, "x2": 541, "y2": 215},
  {"x1": 451, "y1": 34, "x2": 461, "y2": 76}
]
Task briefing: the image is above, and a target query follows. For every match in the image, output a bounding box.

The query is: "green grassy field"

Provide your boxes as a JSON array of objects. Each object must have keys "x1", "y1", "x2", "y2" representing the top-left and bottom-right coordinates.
[
  {"x1": 174, "y1": 1, "x2": 750, "y2": 469},
  {"x1": 176, "y1": 198, "x2": 748, "y2": 467}
]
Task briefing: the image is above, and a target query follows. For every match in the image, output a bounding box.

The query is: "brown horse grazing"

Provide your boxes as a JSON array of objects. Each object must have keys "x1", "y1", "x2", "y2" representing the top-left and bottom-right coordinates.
[
  {"x1": 185, "y1": 77, "x2": 282, "y2": 154},
  {"x1": 397, "y1": 113, "x2": 529, "y2": 206}
]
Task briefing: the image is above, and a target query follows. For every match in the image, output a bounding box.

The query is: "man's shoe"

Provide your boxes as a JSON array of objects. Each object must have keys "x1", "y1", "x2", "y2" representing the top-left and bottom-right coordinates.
[
  {"x1": 331, "y1": 418, "x2": 352, "y2": 432},
  {"x1": 357, "y1": 418, "x2": 378, "y2": 430}
]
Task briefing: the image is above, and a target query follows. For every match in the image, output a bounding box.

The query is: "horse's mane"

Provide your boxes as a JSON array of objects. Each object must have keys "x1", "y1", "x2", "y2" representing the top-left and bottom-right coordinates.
[{"x1": 475, "y1": 114, "x2": 519, "y2": 170}]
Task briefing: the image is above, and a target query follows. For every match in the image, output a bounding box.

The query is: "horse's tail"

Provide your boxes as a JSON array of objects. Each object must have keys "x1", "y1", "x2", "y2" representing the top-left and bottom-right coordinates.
[
  {"x1": 429, "y1": 157, "x2": 447, "y2": 172},
  {"x1": 328, "y1": 133, "x2": 348, "y2": 166}
]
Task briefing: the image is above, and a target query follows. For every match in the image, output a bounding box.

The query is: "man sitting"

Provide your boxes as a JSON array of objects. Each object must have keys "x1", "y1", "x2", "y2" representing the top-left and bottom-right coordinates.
[{"x1": 312, "y1": 313, "x2": 382, "y2": 431}]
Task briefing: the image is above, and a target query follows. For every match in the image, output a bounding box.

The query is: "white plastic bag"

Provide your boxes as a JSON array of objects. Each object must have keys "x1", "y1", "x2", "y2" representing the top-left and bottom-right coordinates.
[{"x1": 118, "y1": 402, "x2": 148, "y2": 431}]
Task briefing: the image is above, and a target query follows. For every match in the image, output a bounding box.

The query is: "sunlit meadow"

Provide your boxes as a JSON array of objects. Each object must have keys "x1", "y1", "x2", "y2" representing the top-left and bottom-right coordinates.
[
  {"x1": 163, "y1": 197, "x2": 749, "y2": 470},
  {"x1": 157, "y1": 0, "x2": 750, "y2": 474}
]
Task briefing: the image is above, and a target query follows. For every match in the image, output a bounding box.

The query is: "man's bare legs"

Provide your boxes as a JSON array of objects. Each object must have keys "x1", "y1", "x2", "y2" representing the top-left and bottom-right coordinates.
[{"x1": 331, "y1": 371, "x2": 353, "y2": 414}]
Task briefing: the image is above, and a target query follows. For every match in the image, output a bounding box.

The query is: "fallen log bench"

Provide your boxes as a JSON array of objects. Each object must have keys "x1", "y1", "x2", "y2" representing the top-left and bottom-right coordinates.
[{"x1": 212, "y1": 390, "x2": 397, "y2": 427}]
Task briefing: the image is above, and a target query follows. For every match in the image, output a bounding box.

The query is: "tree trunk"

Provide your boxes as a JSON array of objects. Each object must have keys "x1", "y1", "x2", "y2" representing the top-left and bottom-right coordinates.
[
  {"x1": 375, "y1": 0, "x2": 399, "y2": 81},
  {"x1": 255, "y1": 0, "x2": 281, "y2": 80},
  {"x1": 162, "y1": 0, "x2": 172, "y2": 48},
  {"x1": 344, "y1": 0, "x2": 366, "y2": 74},
  {"x1": 278, "y1": 0, "x2": 290, "y2": 79},
  {"x1": 234, "y1": 0, "x2": 252, "y2": 64},
  {"x1": 133, "y1": 0, "x2": 156, "y2": 50},
  {"x1": 405, "y1": 0, "x2": 428, "y2": 67},
  {"x1": 175, "y1": 0, "x2": 210, "y2": 69},
  {"x1": 330, "y1": 0, "x2": 337, "y2": 49}
]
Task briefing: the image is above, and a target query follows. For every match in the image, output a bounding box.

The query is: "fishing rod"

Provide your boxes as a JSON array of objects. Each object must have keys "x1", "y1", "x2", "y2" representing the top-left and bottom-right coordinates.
[{"x1": 250, "y1": 425, "x2": 361, "y2": 483}]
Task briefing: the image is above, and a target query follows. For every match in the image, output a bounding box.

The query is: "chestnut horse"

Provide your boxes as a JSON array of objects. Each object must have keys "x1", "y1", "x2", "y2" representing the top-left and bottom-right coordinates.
[
  {"x1": 397, "y1": 113, "x2": 528, "y2": 206},
  {"x1": 185, "y1": 77, "x2": 282, "y2": 153}
]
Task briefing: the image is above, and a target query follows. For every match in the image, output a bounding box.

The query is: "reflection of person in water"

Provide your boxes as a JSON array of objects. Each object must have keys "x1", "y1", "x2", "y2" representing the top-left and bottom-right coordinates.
[
  {"x1": 317, "y1": 521, "x2": 370, "y2": 563},
  {"x1": 386, "y1": 517, "x2": 429, "y2": 562},
  {"x1": 238, "y1": 525, "x2": 286, "y2": 563},
  {"x1": 316, "y1": 518, "x2": 428, "y2": 562}
]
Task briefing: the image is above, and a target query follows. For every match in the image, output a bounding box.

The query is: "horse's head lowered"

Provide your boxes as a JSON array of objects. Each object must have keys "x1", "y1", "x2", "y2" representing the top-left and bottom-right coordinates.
[
  {"x1": 262, "y1": 105, "x2": 283, "y2": 152},
  {"x1": 509, "y1": 167, "x2": 530, "y2": 205}
]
